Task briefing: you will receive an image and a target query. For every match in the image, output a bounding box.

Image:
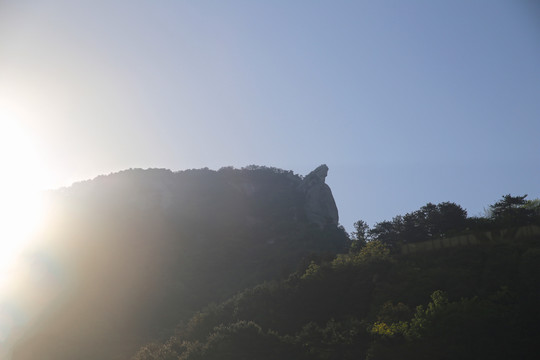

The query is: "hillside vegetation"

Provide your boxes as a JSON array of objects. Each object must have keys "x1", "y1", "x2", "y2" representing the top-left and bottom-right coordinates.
[
  {"x1": 7, "y1": 165, "x2": 539, "y2": 360},
  {"x1": 132, "y1": 194, "x2": 540, "y2": 360}
]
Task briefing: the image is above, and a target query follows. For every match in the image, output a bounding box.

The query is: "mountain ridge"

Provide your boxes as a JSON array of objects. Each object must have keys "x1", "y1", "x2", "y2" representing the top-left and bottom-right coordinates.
[{"x1": 8, "y1": 165, "x2": 348, "y2": 360}]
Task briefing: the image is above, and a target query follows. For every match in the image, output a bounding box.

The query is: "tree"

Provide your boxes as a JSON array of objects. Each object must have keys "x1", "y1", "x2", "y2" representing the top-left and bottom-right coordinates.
[
  {"x1": 400, "y1": 210, "x2": 429, "y2": 243},
  {"x1": 368, "y1": 219, "x2": 401, "y2": 249},
  {"x1": 424, "y1": 202, "x2": 467, "y2": 237},
  {"x1": 351, "y1": 220, "x2": 369, "y2": 252},
  {"x1": 523, "y1": 198, "x2": 540, "y2": 217},
  {"x1": 489, "y1": 194, "x2": 534, "y2": 226}
]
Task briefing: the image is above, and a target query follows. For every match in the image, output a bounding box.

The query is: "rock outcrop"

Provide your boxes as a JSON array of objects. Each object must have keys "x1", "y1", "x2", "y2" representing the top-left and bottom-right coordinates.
[
  {"x1": 9, "y1": 165, "x2": 345, "y2": 360},
  {"x1": 299, "y1": 164, "x2": 339, "y2": 227}
]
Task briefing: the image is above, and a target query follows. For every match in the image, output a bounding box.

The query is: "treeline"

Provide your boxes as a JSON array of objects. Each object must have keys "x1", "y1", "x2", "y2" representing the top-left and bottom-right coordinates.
[
  {"x1": 351, "y1": 194, "x2": 540, "y2": 251},
  {"x1": 132, "y1": 194, "x2": 540, "y2": 360}
]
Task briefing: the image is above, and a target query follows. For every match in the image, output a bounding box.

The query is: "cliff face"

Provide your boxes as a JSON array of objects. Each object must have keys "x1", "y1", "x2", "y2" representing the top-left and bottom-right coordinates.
[
  {"x1": 299, "y1": 164, "x2": 339, "y2": 227},
  {"x1": 9, "y1": 165, "x2": 346, "y2": 360}
]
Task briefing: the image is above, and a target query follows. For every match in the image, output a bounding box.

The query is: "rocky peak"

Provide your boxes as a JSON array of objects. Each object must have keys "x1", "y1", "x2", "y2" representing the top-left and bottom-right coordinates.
[
  {"x1": 299, "y1": 164, "x2": 339, "y2": 227},
  {"x1": 305, "y1": 164, "x2": 329, "y2": 183}
]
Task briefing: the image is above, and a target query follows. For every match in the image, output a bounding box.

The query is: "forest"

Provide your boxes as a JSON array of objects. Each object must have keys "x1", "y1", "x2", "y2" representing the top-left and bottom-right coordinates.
[
  {"x1": 131, "y1": 193, "x2": 540, "y2": 360},
  {"x1": 7, "y1": 167, "x2": 540, "y2": 360}
]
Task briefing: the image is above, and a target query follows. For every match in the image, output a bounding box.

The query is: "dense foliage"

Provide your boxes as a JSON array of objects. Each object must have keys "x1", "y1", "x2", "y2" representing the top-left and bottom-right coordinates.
[
  {"x1": 132, "y1": 194, "x2": 540, "y2": 360},
  {"x1": 353, "y1": 194, "x2": 540, "y2": 250},
  {"x1": 9, "y1": 165, "x2": 540, "y2": 360}
]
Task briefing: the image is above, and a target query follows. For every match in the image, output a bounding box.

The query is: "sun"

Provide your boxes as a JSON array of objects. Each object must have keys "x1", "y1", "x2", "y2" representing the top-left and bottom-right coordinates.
[{"x1": 0, "y1": 115, "x2": 47, "y2": 287}]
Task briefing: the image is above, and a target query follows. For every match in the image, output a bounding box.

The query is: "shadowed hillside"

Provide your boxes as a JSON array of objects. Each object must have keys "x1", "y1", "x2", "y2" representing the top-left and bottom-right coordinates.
[
  {"x1": 8, "y1": 169, "x2": 539, "y2": 360},
  {"x1": 131, "y1": 201, "x2": 540, "y2": 360},
  {"x1": 9, "y1": 165, "x2": 348, "y2": 360}
]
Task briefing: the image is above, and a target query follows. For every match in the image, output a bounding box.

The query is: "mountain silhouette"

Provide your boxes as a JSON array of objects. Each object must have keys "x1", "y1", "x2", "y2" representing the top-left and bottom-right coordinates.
[{"x1": 9, "y1": 165, "x2": 347, "y2": 360}]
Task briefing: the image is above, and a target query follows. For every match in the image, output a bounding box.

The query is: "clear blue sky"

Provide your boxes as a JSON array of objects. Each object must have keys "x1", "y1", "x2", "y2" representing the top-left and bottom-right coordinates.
[{"x1": 1, "y1": 0, "x2": 539, "y2": 231}]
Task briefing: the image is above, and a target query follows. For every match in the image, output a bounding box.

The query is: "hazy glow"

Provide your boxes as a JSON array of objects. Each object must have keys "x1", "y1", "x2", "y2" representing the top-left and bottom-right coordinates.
[{"x1": 0, "y1": 112, "x2": 47, "y2": 288}]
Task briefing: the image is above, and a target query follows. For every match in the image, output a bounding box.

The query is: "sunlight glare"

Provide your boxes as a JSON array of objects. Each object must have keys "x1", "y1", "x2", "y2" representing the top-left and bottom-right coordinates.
[{"x1": 0, "y1": 114, "x2": 47, "y2": 288}]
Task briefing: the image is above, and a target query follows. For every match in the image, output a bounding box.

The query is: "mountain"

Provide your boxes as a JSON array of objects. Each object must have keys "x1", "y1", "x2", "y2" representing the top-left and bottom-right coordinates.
[
  {"x1": 127, "y1": 193, "x2": 540, "y2": 360},
  {"x1": 8, "y1": 165, "x2": 348, "y2": 360}
]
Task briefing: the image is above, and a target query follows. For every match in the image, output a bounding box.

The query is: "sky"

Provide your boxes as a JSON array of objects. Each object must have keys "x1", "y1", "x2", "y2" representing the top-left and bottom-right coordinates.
[{"x1": 0, "y1": 0, "x2": 539, "y2": 231}]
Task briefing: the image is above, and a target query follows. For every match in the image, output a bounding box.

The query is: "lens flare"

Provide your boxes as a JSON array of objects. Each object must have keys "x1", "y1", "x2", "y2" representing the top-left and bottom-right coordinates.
[{"x1": 0, "y1": 114, "x2": 47, "y2": 287}]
